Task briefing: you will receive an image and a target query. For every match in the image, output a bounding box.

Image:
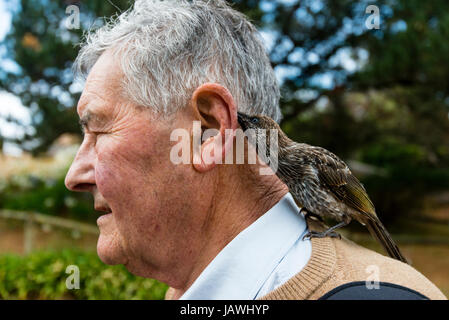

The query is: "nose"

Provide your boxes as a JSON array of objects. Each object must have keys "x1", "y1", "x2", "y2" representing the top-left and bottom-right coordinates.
[{"x1": 64, "y1": 138, "x2": 96, "y2": 193}]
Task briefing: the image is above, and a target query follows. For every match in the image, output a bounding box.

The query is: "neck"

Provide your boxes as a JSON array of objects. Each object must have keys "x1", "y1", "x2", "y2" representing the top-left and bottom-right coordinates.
[{"x1": 170, "y1": 164, "x2": 288, "y2": 299}]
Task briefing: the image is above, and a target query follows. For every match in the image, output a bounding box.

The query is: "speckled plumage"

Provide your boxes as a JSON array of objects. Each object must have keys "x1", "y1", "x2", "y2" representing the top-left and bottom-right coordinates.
[
  {"x1": 237, "y1": 112, "x2": 408, "y2": 264},
  {"x1": 276, "y1": 142, "x2": 367, "y2": 225}
]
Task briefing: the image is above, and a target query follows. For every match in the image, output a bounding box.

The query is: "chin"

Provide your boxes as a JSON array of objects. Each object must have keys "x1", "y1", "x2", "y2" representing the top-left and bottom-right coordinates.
[
  {"x1": 122, "y1": 262, "x2": 147, "y2": 277},
  {"x1": 123, "y1": 259, "x2": 161, "y2": 281},
  {"x1": 96, "y1": 234, "x2": 127, "y2": 265}
]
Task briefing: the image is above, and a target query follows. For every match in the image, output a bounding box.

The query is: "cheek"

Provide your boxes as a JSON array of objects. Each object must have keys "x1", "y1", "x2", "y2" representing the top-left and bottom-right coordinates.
[
  {"x1": 93, "y1": 123, "x2": 200, "y2": 229},
  {"x1": 94, "y1": 127, "x2": 175, "y2": 211},
  {"x1": 95, "y1": 139, "x2": 150, "y2": 201}
]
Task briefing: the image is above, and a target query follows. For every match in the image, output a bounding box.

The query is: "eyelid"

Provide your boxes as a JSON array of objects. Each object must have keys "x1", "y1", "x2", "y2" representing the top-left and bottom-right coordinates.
[
  {"x1": 91, "y1": 130, "x2": 109, "y2": 137},
  {"x1": 80, "y1": 127, "x2": 97, "y2": 137}
]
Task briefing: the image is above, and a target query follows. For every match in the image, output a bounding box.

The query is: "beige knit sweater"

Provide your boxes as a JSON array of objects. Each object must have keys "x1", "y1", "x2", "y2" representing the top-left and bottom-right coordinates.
[{"x1": 165, "y1": 219, "x2": 446, "y2": 300}]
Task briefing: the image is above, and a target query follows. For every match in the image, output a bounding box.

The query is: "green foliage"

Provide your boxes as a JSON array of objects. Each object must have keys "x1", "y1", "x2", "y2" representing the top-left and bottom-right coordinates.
[
  {"x1": 0, "y1": 249, "x2": 168, "y2": 300},
  {"x1": 358, "y1": 138, "x2": 449, "y2": 223},
  {"x1": 0, "y1": 174, "x2": 96, "y2": 223},
  {"x1": 361, "y1": 139, "x2": 427, "y2": 169}
]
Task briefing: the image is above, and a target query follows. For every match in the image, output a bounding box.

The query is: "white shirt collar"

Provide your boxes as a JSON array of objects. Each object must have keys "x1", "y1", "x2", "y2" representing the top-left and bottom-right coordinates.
[{"x1": 180, "y1": 192, "x2": 308, "y2": 300}]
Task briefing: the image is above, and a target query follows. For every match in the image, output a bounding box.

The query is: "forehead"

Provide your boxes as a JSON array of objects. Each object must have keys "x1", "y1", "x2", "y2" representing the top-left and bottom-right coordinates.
[{"x1": 77, "y1": 50, "x2": 123, "y2": 117}]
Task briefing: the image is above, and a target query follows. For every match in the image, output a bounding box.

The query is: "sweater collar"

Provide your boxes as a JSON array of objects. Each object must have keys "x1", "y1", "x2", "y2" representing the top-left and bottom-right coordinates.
[
  {"x1": 258, "y1": 219, "x2": 337, "y2": 300},
  {"x1": 180, "y1": 192, "x2": 308, "y2": 300}
]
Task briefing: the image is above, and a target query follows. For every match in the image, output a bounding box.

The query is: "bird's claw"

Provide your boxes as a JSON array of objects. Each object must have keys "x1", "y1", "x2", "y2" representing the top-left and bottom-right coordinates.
[
  {"x1": 303, "y1": 230, "x2": 341, "y2": 241},
  {"x1": 300, "y1": 208, "x2": 324, "y2": 223}
]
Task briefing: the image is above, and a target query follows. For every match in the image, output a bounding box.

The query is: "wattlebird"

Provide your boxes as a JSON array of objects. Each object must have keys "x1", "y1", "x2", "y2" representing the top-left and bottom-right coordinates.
[{"x1": 237, "y1": 112, "x2": 408, "y2": 264}]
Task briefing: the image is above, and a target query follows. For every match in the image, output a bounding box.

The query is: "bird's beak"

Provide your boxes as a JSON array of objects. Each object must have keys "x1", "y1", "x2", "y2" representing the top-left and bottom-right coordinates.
[{"x1": 237, "y1": 112, "x2": 250, "y2": 131}]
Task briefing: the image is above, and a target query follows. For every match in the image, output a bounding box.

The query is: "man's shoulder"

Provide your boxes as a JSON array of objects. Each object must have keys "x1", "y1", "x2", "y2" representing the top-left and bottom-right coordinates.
[
  {"x1": 261, "y1": 219, "x2": 446, "y2": 300},
  {"x1": 313, "y1": 235, "x2": 447, "y2": 300}
]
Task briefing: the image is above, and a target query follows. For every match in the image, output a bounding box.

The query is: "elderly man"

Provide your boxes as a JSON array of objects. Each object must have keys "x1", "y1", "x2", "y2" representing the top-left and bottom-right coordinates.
[{"x1": 65, "y1": 0, "x2": 445, "y2": 300}]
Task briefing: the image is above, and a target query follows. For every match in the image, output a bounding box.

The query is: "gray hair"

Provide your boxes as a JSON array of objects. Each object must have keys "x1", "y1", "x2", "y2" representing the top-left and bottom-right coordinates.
[{"x1": 74, "y1": 0, "x2": 282, "y2": 122}]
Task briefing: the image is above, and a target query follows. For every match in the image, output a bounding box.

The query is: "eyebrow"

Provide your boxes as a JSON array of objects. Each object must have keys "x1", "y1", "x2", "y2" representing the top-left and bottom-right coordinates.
[{"x1": 79, "y1": 110, "x2": 106, "y2": 133}]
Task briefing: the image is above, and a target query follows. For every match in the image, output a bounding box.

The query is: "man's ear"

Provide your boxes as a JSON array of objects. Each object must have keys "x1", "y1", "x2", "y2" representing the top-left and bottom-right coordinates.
[{"x1": 191, "y1": 83, "x2": 238, "y2": 172}]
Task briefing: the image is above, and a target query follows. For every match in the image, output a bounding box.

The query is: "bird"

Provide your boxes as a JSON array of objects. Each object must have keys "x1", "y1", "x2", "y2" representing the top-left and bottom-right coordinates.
[{"x1": 237, "y1": 111, "x2": 409, "y2": 264}]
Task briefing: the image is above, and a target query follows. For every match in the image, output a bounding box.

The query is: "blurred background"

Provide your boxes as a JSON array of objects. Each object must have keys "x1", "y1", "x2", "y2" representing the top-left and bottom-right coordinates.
[{"x1": 0, "y1": 0, "x2": 448, "y2": 299}]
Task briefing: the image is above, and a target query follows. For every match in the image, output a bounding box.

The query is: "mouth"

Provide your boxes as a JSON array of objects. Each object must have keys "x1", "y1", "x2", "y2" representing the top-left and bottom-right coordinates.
[
  {"x1": 95, "y1": 206, "x2": 112, "y2": 213},
  {"x1": 96, "y1": 211, "x2": 112, "y2": 225},
  {"x1": 95, "y1": 206, "x2": 113, "y2": 225}
]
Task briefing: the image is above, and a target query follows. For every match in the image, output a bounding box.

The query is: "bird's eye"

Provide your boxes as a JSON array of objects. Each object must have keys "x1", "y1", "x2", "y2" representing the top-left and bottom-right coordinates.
[{"x1": 251, "y1": 117, "x2": 259, "y2": 124}]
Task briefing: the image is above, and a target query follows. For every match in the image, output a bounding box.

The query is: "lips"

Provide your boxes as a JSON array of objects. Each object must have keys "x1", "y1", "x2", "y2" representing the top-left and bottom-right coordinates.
[
  {"x1": 95, "y1": 205, "x2": 112, "y2": 213},
  {"x1": 97, "y1": 211, "x2": 112, "y2": 226}
]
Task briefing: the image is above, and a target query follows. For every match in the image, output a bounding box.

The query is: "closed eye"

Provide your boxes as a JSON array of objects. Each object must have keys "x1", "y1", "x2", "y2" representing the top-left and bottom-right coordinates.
[{"x1": 80, "y1": 130, "x2": 106, "y2": 140}]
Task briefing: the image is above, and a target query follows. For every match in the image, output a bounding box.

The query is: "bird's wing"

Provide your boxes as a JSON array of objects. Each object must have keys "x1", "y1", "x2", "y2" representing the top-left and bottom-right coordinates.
[{"x1": 313, "y1": 148, "x2": 376, "y2": 216}]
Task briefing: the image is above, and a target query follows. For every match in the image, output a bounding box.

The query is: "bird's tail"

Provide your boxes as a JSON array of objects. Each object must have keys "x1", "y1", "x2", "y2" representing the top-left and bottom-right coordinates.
[{"x1": 365, "y1": 217, "x2": 409, "y2": 264}]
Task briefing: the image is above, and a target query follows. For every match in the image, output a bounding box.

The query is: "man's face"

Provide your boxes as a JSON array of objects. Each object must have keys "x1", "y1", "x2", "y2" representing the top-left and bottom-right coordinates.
[{"x1": 65, "y1": 51, "x2": 209, "y2": 278}]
